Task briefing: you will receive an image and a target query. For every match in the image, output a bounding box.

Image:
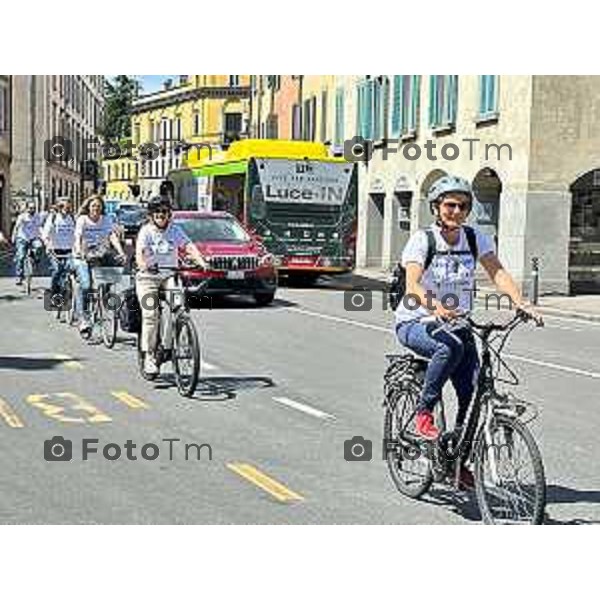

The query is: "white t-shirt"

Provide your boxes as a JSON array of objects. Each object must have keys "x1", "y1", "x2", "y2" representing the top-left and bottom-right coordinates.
[
  {"x1": 43, "y1": 213, "x2": 76, "y2": 251},
  {"x1": 74, "y1": 214, "x2": 116, "y2": 256},
  {"x1": 136, "y1": 222, "x2": 191, "y2": 269},
  {"x1": 14, "y1": 213, "x2": 43, "y2": 242},
  {"x1": 395, "y1": 224, "x2": 495, "y2": 324}
]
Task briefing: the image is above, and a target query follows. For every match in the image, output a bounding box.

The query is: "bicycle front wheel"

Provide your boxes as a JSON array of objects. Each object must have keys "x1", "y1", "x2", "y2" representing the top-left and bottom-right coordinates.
[
  {"x1": 173, "y1": 314, "x2": 201, "y2": 397},
  {"x1": 474, "y1": 415, "x2": 546, "y2": 525},
  {"x1": 24, "y1": 257, "x2": 33, "y2": 296},
  {"x1": 100, "y1": 289, "x2": 118, "y2": 349}
]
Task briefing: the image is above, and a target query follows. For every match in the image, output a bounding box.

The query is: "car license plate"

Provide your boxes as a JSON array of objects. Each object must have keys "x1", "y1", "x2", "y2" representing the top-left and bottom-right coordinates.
[{"x1": 227, "y1": 271, "x2": 245, "y2": 280}]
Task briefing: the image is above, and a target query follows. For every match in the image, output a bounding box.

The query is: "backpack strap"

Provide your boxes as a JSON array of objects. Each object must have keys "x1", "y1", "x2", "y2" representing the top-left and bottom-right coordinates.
[
  {"x1": 423, "y1": 228, "x2": 436, "y2": 271},
  {"x1": 463, "y1": 225, "x2": 478, "y2": 261}
]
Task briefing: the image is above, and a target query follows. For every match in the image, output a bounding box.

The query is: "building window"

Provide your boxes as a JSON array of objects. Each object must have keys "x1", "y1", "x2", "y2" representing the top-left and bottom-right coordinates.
[
  {"x1": 176, "y1": 117, "x2": 182, "y2": 140},
  {"x1": 225, "y1": 113, "x2": 243, "y2": 142},
  {"x1": 334, "y1": 88, "x2": 344, "y2": 147},
  {"x1": 320, "y1": 90, "x2": 328, "y2": 142},
  {"x1": 106, "y1": 165, "x2": 111, "y2": 181},
  {"x1": 391, "y1": 75, "x2": 420, "y2": 137},
  {"x1": 133, "y1": 123, "x2": 140, "y2": 146},
  {"x1": 429, "y1": 75, "x2": 458, "y2": 129},
  {"x1": 356, "y1": 77, "x2": 387, "y2": 141},
  {"x1": 265, "y1": 114, "x2": 278, "y2": 139},
  {"x1": 479, "y1": 75, "x2": 498, "y2": 118},
  {"x1": 0, "y1": 82, "x2": 9, "y2": 134},
  {"x1": 303, "y1": 96, "x2": 316, "y2": 141},
  {"x1": 194, "y1": 111, "x2": 200, "y2": 136},
  {"x1": 229, "y1": 75, "x2": 240, "y2": 87}
]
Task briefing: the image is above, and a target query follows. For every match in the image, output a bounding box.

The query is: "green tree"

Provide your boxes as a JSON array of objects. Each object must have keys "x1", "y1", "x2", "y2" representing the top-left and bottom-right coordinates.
[{"x1": 100, "y1": 75, "x2": 140, "y2": 140}]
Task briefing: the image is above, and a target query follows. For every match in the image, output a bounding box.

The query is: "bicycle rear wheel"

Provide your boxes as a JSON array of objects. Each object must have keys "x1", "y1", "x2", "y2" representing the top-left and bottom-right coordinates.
[
  {"x1": 474, "y1": 415, "x2": 546, "y2": 525},
  {"x1": 384, "y1": 385, "x2": 433, "y2": 499},
  {"x1": 173, "y1": 314, "x2": 201, "y2": 397},
  {"x1": 24, "y1": 256, "x2": 33, "y2": 296}
]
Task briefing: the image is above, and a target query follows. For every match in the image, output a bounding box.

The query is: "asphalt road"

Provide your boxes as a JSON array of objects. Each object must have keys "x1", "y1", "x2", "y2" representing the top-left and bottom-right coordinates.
[{"x1": 0, "y1": 272, "x2": 599, "y2": 524}]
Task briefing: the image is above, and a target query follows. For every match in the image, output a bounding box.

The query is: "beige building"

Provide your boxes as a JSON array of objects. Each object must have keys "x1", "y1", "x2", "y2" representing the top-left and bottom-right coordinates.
[
  {"x1": 0, "y1": 75, "x2": 11, "y2": 235},
  {"x1": 333, "y1": 75, "x2": 600, "y2": 295},
  {"x1": 11, "y1": 75, "x2": 104, "y2": 212}
]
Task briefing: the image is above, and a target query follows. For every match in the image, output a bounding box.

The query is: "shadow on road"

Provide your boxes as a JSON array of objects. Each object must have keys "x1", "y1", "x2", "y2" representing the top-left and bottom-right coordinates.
[
  {"x1": 0, "y1": 355, "x2": 80, "y2": 371},
  {"x1": 543, "y1": 484, "x2": 600, "y2": 524},
  {"x1": 153, "y1": 374, "x2": 275, "y2": 401},
  {"x1": 421, "y1": 487, "x2": 482, "y2": 523}
]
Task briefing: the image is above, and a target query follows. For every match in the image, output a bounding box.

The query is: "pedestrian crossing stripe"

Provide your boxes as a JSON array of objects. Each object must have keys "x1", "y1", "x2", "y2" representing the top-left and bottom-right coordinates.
[{"x1": 0, "y1": 397, "x2": 25, "y2": 428}]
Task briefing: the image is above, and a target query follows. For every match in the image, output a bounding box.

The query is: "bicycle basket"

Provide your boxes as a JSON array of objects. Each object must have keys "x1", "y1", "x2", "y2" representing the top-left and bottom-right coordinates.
[{"x1": 92, "y1": 266, "x2": 125, "y2": 285}]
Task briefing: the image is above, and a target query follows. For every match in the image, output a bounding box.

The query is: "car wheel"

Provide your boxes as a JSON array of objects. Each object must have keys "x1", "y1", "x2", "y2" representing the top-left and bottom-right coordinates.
[{"x1": 254, "y1": 291, "x2": 275, "y2": 307}]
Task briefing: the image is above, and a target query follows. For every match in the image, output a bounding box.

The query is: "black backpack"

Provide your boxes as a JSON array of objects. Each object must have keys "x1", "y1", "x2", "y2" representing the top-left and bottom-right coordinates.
[
  {"x1": 118, "y1": 287, "x2": 142, "y2": 333},
  {"x1": 387, "y1": 226, "x2": 478, "y2": 311}
]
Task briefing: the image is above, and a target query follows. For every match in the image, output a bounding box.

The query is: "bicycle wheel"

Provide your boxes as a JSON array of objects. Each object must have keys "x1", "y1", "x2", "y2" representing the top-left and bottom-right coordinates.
[
  {"x1": 474, "y1": 415, "x2": 546, "y2": 525},
  {"x1": 384, "y1": 384, "x2": 433, "y2": 499},
  {"x1": 66, "y1": 274, "x2": 78, "y2": 326},
  {"x1": 173, "y1": 314, "x2": 201, "y2": 397},
  {"x1": 24, "y1": 256, "x2": 33, "y2": 296},
  {"x1": 100, "y1": 287, "x2": 118, "y2": 349}
]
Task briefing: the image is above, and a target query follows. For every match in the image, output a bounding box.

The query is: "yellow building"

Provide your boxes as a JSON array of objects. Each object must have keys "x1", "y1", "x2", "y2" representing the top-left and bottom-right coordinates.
[{"x1": 128, "y1": 75, "x2": 251, "y2": 200}]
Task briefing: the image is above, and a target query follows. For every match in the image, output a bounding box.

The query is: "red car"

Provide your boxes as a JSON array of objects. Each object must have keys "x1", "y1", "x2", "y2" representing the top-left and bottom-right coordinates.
[{"x1": 174, "y1": 211, "x2": 277, "y2": 306}]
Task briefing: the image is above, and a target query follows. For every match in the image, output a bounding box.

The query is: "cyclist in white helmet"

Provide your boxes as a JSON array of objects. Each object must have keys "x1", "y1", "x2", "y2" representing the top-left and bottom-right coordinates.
[{"x1": 395, "y1": 175, "x2": 540, "y2": 486}]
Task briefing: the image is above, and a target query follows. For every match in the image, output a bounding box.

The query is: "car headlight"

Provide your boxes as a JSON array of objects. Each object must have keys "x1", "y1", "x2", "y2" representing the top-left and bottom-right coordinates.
[{"x1": 331, "y1": 232, "x2": 339, "y2": 239}]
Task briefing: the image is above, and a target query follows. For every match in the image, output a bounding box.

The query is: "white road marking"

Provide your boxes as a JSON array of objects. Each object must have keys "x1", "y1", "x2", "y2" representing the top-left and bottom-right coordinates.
[
  {"x1": 282, "y1": 306, "x2": 600, "y2": 381},
  {"x1": 272, "y1": 396, "x2": 336, "y2": 421}
]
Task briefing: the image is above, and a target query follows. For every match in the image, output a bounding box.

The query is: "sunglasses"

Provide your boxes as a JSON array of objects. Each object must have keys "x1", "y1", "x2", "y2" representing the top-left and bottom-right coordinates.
[{"x1": 441, "y1": 201, "x2": 469, "y2": 212}]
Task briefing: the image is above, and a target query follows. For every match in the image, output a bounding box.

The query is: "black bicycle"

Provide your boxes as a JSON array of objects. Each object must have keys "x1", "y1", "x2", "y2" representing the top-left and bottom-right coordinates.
[
  {"x1": 136, "y1": 266, "x2": 207, "y2": 397},
  {"x1": 383, "y1": 309, "x2": 546, "y2": 525}
]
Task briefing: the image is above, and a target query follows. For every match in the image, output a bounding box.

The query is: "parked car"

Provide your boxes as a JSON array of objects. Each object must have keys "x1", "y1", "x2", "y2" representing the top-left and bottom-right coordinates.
[
  {"x1": 116, "y1": 203, "x2": 147, "y2": 239},
  {"x1": 173, "y1": 211, "x2": 277, "y2": 306}
]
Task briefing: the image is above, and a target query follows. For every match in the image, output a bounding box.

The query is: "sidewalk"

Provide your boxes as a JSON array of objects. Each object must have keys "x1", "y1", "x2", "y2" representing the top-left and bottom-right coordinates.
[{"x1": 353, "y1": 267, "x2": 600, "y2": 323}]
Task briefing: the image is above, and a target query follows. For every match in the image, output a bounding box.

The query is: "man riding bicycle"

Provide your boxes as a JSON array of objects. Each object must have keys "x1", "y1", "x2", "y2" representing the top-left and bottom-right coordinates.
[
  {"x1": 42, "y1": 198, "x2": 76, "y2": 297},
  {"x1": 135, "y1": 196, "x2": 207, "y2": 376},
  {"x1": 395, "y1": 175, "x2": 541, "y2": 468},
  {"x1": 12, "y1": 200, "x2": 44, "y2": 286},
  {"x1": 73, "y1": 195, "x2": 127, "y2": 335}
]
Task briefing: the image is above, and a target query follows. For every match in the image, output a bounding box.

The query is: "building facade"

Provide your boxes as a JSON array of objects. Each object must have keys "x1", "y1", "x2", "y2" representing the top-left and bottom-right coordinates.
[
  {"x1": 11, "y1": 75, "x2": 105, "y2": 212},
  {"x1": 0, "y1": 75, "x2": 11, "y2": 236},
  {"x1": 108, "y1": 75, "x2": 251, "y2": 201},
  {"x1": 250, "y1": 74, "x2": 600, "y2": 294}
]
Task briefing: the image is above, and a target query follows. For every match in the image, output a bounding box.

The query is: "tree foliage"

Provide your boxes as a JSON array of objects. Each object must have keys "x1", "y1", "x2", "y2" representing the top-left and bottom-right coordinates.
[{"x1": 100, "y1": 75, "x2": 139, "y2": 140}]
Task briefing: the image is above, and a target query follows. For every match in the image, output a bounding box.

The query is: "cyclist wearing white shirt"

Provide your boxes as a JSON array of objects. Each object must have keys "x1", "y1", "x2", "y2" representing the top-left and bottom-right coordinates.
[
  {"x1": 42, "y1": 198, "x2": 76, "y2": 296},
  {"x1": 135, "y1": 196, "x2": 207, "y2": 376},
  {"x1": 12, "y1": 201, "x2": 44, "y2": 285},
  {"x1": 395, "y1": 175, "x2": 540, "y2": 487},
  {"x1": 73, "y1": 195, "x2": 127, "y2": 334}
]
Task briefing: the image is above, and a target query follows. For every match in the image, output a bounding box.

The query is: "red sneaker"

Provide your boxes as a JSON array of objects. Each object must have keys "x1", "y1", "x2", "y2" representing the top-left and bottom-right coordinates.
[{"x1": 415, "y1": 411, "x2": 440, "y2": 440}]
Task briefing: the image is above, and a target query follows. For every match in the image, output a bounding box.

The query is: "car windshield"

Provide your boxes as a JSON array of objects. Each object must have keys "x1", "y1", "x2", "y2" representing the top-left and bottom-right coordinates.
[
  {"x1": 176, "y1": 217, "x2": 250, "y2": 242},
  {"x1": 117, "y1": 206, "x2": 146, "y2": 222}
]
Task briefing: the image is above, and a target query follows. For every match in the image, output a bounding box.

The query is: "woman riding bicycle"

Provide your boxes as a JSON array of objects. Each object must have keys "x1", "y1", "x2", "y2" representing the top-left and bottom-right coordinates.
[
  {"x1": 135, "y1": 196, "x2": 207, "y2": 376},
  {"x1": 42, "y1": 198, "x2": 76, "y2": 297},
  {"x1": 73, "y1": 195, "x2": 127, "y2": 335},
  {"x1": 395, "y1": 175, "x2": 540, "y2": 461}
]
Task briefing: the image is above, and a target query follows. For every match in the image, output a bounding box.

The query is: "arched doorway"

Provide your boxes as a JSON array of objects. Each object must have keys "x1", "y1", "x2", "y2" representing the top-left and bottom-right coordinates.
[
  {"x1": 569, "y1": 169, "x2": 600, "y2": 293},
  {"x1": 418, "y1": 169, "x2": 447, "y2": 228},
  {"x1": 472, "y1": 168, "x2": 502, "y2": 249}
]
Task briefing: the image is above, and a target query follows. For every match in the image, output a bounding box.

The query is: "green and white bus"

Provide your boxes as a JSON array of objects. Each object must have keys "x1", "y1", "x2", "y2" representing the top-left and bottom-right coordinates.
[{"x1": 168, "y1": 139, "x2": 358, "y2": 279}]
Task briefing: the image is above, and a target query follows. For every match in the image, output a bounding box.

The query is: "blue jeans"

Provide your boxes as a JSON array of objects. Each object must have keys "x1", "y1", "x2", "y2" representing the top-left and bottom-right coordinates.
[
  {"x1": 48, "y1": 252, "x2": 73, "y2": 294},
  {"x1": 72, "y1": 258, "x2": 92, "y2": 318},
  {"x1": 396, "y1": 320, "x2": 480, "y2": 426},
  {"x1": 14, "y1": 239, "x2": 28, "y2": 279}
]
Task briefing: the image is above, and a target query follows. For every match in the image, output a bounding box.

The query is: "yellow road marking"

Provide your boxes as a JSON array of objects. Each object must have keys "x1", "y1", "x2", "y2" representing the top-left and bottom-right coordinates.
[
  {"x1": 54, "y1": 354, "x2": 84, "y2": 370},
  {"x1": 110, "y1": 391, "x2": 149, "y2": 410},
  {"x1": 0, "y1": 397, "x2": 25, "y2": 428},
  {"x1": 26, "y1": 392, "x2": 112, "y2": 424},
  {"x1": 227, "y1": 462, "x2": 304, "y2": 503}
]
